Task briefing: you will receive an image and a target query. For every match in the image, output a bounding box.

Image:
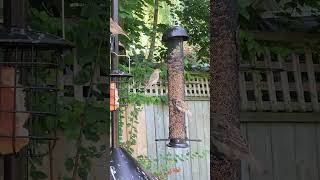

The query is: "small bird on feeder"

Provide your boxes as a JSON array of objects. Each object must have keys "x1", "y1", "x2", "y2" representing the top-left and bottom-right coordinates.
[
  {"x1": 172, "y1": 99, "x2": 192, "y2": 120},
  {"x1": 145, "y1": 69, "x2": 161, "y2": 89},
  {"x1": 110, "y1": 18, "x2": 129, "y2": 38}
]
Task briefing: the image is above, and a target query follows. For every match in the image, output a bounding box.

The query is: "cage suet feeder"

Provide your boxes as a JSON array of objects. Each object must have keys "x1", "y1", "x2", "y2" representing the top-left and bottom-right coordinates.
[
  {"x1": 0, "y1": 0, "x2": 73, "y2": 179},
  {"x1": 0, "y1": 26, "x2": 73, "y2": 158}
]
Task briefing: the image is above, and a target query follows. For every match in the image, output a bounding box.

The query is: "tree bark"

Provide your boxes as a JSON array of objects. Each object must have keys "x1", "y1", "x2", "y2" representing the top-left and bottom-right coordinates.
[
  {"x1": 147, "y1": 0, "x2": 159, "y2": 61},
  {"x1": 210, "y1": 0, "x2": 241, "y2": 180}
]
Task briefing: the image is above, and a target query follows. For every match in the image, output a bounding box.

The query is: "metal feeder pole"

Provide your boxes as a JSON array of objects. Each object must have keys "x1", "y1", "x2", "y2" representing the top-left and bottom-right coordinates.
[
  {"x1": 109, "y1": 1, "x2": 159, "y2": 179},
  {"x1": 3, "y1": 0, "x2": 26, "y2": 179},
  {"x1": 111, "y1": 0, "x2": 119, "y2": 148},
  {"x1": 162, "y1": 26, "x2": 189, "y2": 148}
]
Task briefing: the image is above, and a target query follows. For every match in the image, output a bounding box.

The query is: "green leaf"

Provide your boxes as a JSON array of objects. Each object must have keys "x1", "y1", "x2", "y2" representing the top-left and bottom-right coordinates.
[
  {"x1": 64, "y1": 158, "x2": 74, "y2": 172},
  {"x1": 78, "y1": 167, "x2": 89, "y2": 180},
  {"x1": 30, "y1": 170, "x2": 48, "y2": 180}
]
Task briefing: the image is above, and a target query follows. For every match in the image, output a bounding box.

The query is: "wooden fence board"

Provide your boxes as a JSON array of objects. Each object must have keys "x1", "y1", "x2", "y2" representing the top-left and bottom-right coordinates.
[
  {"x1": 154, "y1": 105, "x2": 167, "y2": 170},
  {"x1": 292, "y1": 53, "x2": 306, "y2": 111},
  {"x1": 181, "y1": 149, "x2": 192, "y2": 180},
  {"x1": 252, "y1": 55, "x2": 263, "y2": 111},
  {"x1": 203, "y1": 101, "x2": 210, "y2": 178},
  {"x1": 196, "y1": 101, "x2": 208, "y2": 180},
  {"x1": 240, "y1": 124, "x2": 250, "y2": 180},
  {"x1": 265, "y1": 51, "x2": 278, "y2": 112},
  {"x1": 271, "y1": 124, "x2": 296, "y2": 180},
  {"x1": 175, "y1": 148, "x2": 185, "y2": 180},
  {"x1": 279, "y1": 54, "x2": 292, "y2": 112},
  {"x1": 137, "y1": 106, "x2": 148, "y2": 156},
  {"x1": 295, "y1": 124, "x2": 319, "y2": 180},
  {"x1": 145, "y1": 105, "x2": 158, "y2": 170},
  {"x1": 247, "y1": 123, "x2": 273, "y2": 180},
  {"x1": 182, "y1": 101, "x2": 193, "y2": 180},
  {"x1": 188, "y1": 101, "x2": 201, "y2": 180}
]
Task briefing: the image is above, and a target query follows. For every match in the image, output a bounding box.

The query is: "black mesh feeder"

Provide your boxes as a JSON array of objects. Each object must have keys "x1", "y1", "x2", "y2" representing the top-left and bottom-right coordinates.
[
  {"x1": 0, "y1": 28, "x2": 73, "y2": 179},
  {"x1": 157, "y1": 26, "x2": 201, "y2": 148},
  {"x1": 0, "y1": 0, "x2": 73, "y2": 179},
  {"x1": 0, "y1": 27, "x2": 73, "y2": 153},
  {"x1": 0, "y1": 30, "x2": 73, "y2": 178}
]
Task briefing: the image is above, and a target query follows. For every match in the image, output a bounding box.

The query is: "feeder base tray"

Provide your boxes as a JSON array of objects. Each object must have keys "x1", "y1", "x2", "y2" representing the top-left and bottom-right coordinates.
[{"x1": 167, "y1": 138, "x2": 189, "y2": 148}]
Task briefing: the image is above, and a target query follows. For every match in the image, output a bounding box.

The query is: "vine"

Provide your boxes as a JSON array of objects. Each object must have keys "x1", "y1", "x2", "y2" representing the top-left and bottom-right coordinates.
[
  {"x1": 116, "y1": 70, "x2": 210, "y2": 179},
  {"x1": 27, "y1": 1, "x2": 109, "y2": 179},
  {"x1": 25, "y1": 0, "x2": 213, "y2": 180}
]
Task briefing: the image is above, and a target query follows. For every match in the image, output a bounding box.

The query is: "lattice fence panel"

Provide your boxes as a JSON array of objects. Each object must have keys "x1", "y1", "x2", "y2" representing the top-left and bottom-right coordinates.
[
  {"x1": 240, "y1": 48, "x2": 320, "y2": 112},
  {"x1": 129, "y1": 73, "x2": 210, "y2": 98},
  {"x1": 62, "y1": 48, "x2": 320, "y2": 113},
  {"x1": 129, "y1": 49, "x2": 320, "y2": 113}
]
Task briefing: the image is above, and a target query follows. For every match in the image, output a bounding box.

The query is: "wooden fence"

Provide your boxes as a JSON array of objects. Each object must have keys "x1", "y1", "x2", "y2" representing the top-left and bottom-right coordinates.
[
  {"x1": 239, "y1": 48, "x2": 320, "y2": 112},
  {"x1": 125, "y1": 73, "x2": 211, "y2": 180},
  {"x1": 1, "y1": 48, "x2": 319, "y2": 179},
  {"x1": 241, "y1": 112, "x2": 320, "y2": 180},
  {"x1": 126, "y1": 48, "x2": 320, "y2": 180},
  {"x1": 122, "y1": 101, "x2": 210, "y2": 180}
]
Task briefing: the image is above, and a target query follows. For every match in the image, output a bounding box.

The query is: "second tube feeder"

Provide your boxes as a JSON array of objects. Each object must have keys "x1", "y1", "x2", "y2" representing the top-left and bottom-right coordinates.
[{"x1": 163, "y1": 26, "x2": 189, "y2": 148}]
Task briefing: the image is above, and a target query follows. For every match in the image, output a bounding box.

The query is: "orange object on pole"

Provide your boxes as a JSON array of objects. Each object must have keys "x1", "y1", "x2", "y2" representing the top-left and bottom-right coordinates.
[
  {"x1": 110, "y1": 82, "x2": 119, "y2": 111},
  {"x1": 0, "y1": 67, "x2": 29, "y2": 155}
]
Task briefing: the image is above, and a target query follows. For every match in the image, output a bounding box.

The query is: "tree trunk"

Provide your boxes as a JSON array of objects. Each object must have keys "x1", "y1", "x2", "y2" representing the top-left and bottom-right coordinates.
[
  {"x1": 210, "y1": 0, "x2": 241, "y2": 180},
  {"x1": 147, "y1": 0, "x2": 159, "y2": 61}
]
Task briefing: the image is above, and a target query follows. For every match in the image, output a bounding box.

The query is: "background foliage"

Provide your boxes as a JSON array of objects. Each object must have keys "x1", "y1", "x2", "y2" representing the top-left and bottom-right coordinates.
[
  {"x1": 24, "y1": 0, "x2": 320, "y2": 179},
  {"x1": 28, "y1": 0, "x2": 109, "y2": 179}
]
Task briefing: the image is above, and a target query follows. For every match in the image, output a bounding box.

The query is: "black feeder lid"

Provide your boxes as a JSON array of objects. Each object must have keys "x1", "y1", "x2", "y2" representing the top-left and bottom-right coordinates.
[
  {"x1": 0, "y1": 27, "x2": 74, "y2": 49},
  {"x1": 162, "y1": 26, "x2": 189, "y2": 42},
  {"x1": 110, "y1": 147, "x2": 159, "y2": 180}
]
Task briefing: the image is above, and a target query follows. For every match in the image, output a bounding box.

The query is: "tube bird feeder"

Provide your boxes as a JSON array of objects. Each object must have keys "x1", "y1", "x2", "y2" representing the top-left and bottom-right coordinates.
[{"x1": 162, "y1": 26, "x2": 189, "y2": 148}]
